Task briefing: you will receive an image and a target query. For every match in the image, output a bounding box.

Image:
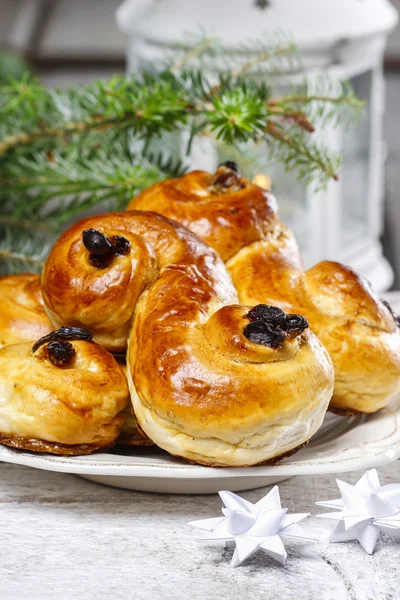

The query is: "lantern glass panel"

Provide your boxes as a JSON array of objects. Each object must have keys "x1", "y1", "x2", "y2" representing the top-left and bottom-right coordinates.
[{"x1": 340, "y1": 69, "x2": 372, "y2": 248}]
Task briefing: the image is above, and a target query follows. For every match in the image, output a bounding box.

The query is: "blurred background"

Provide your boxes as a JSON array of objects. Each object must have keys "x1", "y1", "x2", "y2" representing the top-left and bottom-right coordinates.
[{"x1": 1, "y1": 0, "x2": 400, "y2": 290}]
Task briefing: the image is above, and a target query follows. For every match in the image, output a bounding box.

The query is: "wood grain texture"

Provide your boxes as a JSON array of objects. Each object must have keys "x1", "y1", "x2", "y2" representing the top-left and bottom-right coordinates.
[{"x1": 0, "y1": 462, "x2": 399, "y2": 600}]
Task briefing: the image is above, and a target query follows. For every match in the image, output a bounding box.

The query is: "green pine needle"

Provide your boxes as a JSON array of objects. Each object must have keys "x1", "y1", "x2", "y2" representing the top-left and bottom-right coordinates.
[{"x1": 0, "y1": 39, "x2": 364, "y2": 272}]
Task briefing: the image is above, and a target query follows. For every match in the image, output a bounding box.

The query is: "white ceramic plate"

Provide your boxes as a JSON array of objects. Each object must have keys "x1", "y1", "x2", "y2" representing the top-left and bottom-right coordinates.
[
  {"x1": 1, "y1": 293, "x2": 399, "y2": 494},
  {"x1": 0, "y1": 402, "x2": 399, "y2": 493}
]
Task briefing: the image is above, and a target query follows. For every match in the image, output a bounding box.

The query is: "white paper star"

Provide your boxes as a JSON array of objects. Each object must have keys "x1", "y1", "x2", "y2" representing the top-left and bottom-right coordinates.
[
  {"x1": 316, "y1": 468, "x2": 400, "y2": 554},
  {"x1": 189, "y1": 486, "x2": 317, "y2": 567}
]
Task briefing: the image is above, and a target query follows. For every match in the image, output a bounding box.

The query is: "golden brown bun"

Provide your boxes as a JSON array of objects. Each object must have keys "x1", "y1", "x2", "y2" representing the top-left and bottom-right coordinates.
[
  {"x1": 42, "y1": 211, "x2": 333, "y2": 466},
  {"x1": 0, "y1": 274, "x2": 52, "y2": 348},
  {"x1": 0, "y1": 331, "x2": 129, "y2": 454},
  {"x1": 128, "y1": 168, "x2": 279, "y2": 262},
  {"x1": 42, "y1": 221, "x2": 157, "y2": 353},
  {"x1": 128, "y1": 166, "x2": 400, "y2": 414}
]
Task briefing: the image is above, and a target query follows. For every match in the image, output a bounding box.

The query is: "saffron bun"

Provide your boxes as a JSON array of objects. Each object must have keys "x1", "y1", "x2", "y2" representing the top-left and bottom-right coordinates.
[
  {"x1": 41, "y1": 211, "x2": 333, "y2": 466},
  {"x1": 0, "y1": 328, "x2": 129, "y2": 455},
  {"x1": 0, "y1": 274, "x2": 52, "y2": 348},
  {"x1": 128, "y1": 165, "x2": 400, "y2": 414}
]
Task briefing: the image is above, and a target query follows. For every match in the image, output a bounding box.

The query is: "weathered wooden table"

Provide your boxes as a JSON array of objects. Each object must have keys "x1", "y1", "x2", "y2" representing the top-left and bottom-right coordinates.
[{"x1": 0, "y1": 461, "x2": 398, "y2": 600}]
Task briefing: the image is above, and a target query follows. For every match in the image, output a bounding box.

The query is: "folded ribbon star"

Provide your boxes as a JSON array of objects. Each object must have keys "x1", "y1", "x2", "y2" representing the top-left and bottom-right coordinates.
[
  {"x1": 316, "y1": 468, "x2": 400, "y2": 554},
  {"x1": 189, "y1": 486, "x2": 318, "y2": 567}
]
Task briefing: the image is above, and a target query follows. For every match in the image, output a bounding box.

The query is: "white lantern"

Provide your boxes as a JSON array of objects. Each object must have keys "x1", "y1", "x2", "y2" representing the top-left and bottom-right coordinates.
[{"x1": 117, "y1": 0, "x2": 398, "y2": 291}]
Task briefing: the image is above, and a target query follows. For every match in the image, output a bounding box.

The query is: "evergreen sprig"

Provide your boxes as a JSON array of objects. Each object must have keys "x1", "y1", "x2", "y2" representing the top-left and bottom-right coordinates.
[
  {"x1": 1, "y1": 141, "x2": 186, "y2": 224},
  {"x1": 0, "y1": 227, "x2": 54, "y2": 274},
  {"x1": 0, "y1": 40, "x2": 364, "y2": 274}
]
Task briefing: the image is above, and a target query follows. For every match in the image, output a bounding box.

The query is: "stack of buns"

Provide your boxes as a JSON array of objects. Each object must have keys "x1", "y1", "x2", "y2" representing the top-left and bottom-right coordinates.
[{"x1": 0, "y1": 163, "x2": 398, "y2": 466}]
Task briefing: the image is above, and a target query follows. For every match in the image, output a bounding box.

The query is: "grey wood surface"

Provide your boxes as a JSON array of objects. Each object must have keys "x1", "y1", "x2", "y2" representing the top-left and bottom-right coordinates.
[{"x1": 0, "y1": 461, "x2": 399, "y2": 600}]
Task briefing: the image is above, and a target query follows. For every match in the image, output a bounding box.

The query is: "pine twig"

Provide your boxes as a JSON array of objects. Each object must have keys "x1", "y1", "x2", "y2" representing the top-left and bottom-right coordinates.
[
  {"x1": 0, "y1": 249, "x2": 44, "y2": 265},
  {"x1": 265, "y1": 120, "x2": 339, "y2": 182},
  {"x1": 268, "y1": 93, "x2": 363, "y2": 107},
  {"x1": 0, "y1": 215, "x2": 57, "y2": 232},
  {"x1": 230, "y1": 43, "x2": 297, "y2": 79},
  {"x1": 0, "y1": 39, "x2": 364, "y2": 243},
  {"x1": 170, "y1": 36, "x2": 217, "y2": 72}
]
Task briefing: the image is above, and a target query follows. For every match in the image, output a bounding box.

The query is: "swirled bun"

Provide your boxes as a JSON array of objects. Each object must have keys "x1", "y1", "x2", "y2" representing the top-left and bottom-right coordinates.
[
  {"x1": 127, "y1": 167, "x2": 280, "y2": 262},
  {"x1": 0, "y1": 328, "x2": 129, "y2": 454},
  {"x1": 303, "y1": 262, "x2": 400, "y2": 413},
  {"x1": 42, "y1": 223, "x2": 157, "y2": 353},
  {"x1": 130, "y1": 304, "x2": 333, "y2": 466},
  {"x1": 128, "y1": 166, "x2": 400, "y2": 414},
  {"x1": 0, "y1": 274, "x2": 52, "y2": 348},
  {"x1": 42, "y1": 211, "x2": 334, "y2": 466}
]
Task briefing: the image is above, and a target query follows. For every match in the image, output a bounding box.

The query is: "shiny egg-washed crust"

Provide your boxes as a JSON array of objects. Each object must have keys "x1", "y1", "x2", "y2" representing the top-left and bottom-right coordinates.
[
  {"x1": 0, "y1": 274, "x2": 52, "y2": 348},
  {"x1": 42, "y1": 210, "x2": 334, "y2": 467},
  {"x1": 128, "y1": 168, "x2": 400, "y2": 414},
  {"x1": 0, "y1": 339, "x2": 129, "y2": 454}
]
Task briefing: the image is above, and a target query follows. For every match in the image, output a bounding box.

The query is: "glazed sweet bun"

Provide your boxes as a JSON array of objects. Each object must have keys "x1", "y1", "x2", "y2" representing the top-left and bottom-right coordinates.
[
  {"x1": 130, "y1": 303, "x2": 334, "y2": 467},
  {"x1": 41, "y1": 211, "x2": 334, "y2": 466},
  {"x1": 128, "y1": 164, "x2": 400, "y2": 414},
  {"x1": 0, "y1": 274, "x2": 52, "y2": 348},
  {"x1": 42, "y1": 225, "x2": 157, "y2": 353},
  {"x1": 303, "y1": 262, "x2": 400, "y2": 414},
  {"x1": 0, "y1": 327, "x2": 129, "y2": 455},
  {"x1": 127, "y1": 164, "x2": 281, "y2": 263}
]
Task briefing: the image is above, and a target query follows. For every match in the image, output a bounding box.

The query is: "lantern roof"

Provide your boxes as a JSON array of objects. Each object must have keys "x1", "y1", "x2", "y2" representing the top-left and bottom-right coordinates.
[{"x1": 117, "y1": 0, "x2": 398, "y2": 50}]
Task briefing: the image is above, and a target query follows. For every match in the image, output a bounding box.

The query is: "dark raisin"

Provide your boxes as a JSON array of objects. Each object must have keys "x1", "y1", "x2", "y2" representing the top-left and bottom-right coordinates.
[
  {"x1": 247, "y1": 304, "x2": 286, "y2": 326},
  {"x1": 285, "y1": 314, "x2": 309, "y2": 337},
  {"x1": 243, "y1": 304, "x2": 308, "y2": 349},
  {"x1": 82, "y1": 228, "x2": 114, "y2": 256},
  {"x1": 87, "y1": 255, "x2": 111, "y2": 269},
  {"x1": 32, "y1": 327, "x2": 93, "y2": 353},
  {"x1": 82, "y1": 229, "x2": 130, "y2": 267},
  {"x1": 112, "y1": 235, "x2": 130, "y2": 256},
  {"x1": 47, "y1": 341, "x2": 76, "y2": 367},
  {"x1": 213, "y1": 170, "x2": 241, "y2": 190},
  {"x1": 243, "y1": 321, "x2": 286, "y2": 349},
  {"x1": 217, "y1": 161, "x2": 239, "y2": 173}
]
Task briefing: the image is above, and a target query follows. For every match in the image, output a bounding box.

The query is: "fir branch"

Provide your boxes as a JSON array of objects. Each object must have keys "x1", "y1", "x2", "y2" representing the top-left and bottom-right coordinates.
[
  {"x1": 0, "y1": 73, "x2": 192, "y2": 154},
  {"x1": 170, "y1": 36, "x2": 217, "y2": 73},
  {"x1": 230, "y1": 43, "x2": 297, "y2": 79},
  {"x1": 0, "y1": 39, "x2": 364, "y2": 278},
  {"x1": 1, "y1": 142, "x2": 186, "y2": 223},
  {"x1": 167, "y1": 32, "x2": 299, "y2": 77},
  {"x1": 265, "y1": 121, "x2": 341, "y2": 186},
  {"x1": 0, "y1": 215, "x2": 57, "y2": 232},
  {"x1": 0, "y1": 228, "x2": 53, "y2": 275},
  {"x1": 0, "y1": 249, "x2": 44, "y2": 266},
  {"x1": 0, "y1": 68, "x2": 361, "y2": 173},
  {"x1": 268, "y1": 77, "x2": 365, "y2": 129}
]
